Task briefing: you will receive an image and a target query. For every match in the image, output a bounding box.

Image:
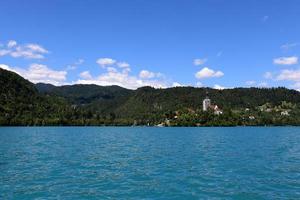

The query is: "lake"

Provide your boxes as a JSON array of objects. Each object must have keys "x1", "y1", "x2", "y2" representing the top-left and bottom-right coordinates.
[{"x1": 0, "y1": 127, "x2": 299, "y2": 199}]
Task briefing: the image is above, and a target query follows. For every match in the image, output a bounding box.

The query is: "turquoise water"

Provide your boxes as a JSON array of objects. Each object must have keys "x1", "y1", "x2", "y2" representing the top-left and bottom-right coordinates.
[{"x1": 0, "y1": 127, "x2": 300, "y2": 199}]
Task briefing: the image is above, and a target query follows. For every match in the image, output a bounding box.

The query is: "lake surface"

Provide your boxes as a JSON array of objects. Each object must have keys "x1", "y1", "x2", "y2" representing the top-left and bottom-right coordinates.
[{"x1": 0, "y1": 127, "x2": 300, "y2": 199}]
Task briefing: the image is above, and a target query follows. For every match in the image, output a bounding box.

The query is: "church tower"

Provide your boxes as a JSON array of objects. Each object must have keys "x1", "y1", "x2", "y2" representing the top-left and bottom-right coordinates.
[{"x1": 203, "y1": 92, "x2": 211, "y2": 111}]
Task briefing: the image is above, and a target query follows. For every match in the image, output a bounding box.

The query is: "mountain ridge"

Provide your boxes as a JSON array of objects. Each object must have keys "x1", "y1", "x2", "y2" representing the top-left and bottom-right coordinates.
[{"x1": 1, "y1": 68, "x2": 300, "y2": 126}]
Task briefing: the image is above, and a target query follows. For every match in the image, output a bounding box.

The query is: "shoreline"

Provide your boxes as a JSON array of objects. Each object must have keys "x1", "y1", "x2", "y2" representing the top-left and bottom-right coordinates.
[{"x1": 1, "y1": 125, "x2": 299, "y2": 127}]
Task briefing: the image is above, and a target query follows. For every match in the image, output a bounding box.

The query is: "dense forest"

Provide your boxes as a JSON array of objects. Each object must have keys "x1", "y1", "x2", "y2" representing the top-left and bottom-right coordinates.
[{"x1": 1, "y1": 68, "x2": 300, "y2": 126}]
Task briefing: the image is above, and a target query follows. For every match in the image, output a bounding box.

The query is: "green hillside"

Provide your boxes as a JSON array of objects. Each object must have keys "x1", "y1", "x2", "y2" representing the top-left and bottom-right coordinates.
[
  {"x1": 1, "y1": 68, "x2": 300, "y2": 126},
  {"x1": 0, "y1": 68, "x2": 70, "y2": 125}
]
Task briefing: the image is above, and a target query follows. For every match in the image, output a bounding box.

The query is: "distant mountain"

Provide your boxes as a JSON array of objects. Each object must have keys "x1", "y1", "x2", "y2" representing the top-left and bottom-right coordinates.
[
  {"x1": 1, "y1": 68, "x2": 300, "y2": 126},
  {"x1": 36, "y1": 83, "x2": 133, "y2": 104},
  {"x1": 35, "y1": 83, "x2": 56, "y2": 93},
  {"x1": 35, "y1": 83, "x2": 134, "y2": 115}
]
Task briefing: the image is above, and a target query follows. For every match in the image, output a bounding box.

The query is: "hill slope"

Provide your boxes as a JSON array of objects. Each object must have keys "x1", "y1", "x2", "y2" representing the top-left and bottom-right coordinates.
[
  {"x1": 0, "y1": 68, "x2": 69, "y2": 125},
  {"x1": 1, "y1": 68, "x2": 300, "y2": 126}
]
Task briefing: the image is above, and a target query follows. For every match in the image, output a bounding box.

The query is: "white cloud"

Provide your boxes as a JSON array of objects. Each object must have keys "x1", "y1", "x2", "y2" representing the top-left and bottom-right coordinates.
[
  {"x1": 0, "y1": 49, "x2": 11, "y2": 56},
  {"x1": 75, "y1": 58, "x2": 84, "y2": 65},
  {"x1": 66, "y1": 58, "x2": 85, "y2": 70},
  {"x1": 0, "y1": 40, "x2": 49, "y2": 59},
  {"x1": 1, "y1": 63, "x2": 67, "y2": 85},
  {"x1": 264, "y1": 72, "x2": 273, "y2": 79},
  {"x1": 213, "y1": 84, "x2": 225, "y2": 90},
  {"x1": 20, "y1": 64, "x2": 67, "y2": 85},
  {"x1": 117, "y1": 62, "x2": 130, "y2": 68},
  {"x1": 195, "y1": 67, "x2": 224, "y2": 79},
  {"x1": 7, "y1": 40, "x2": 17, "y2": 48},
  {"x1": 107, "y1": 67, "x2": 117, "y2": 73},
  {"x1": 122, "y1": 67, "x2": 131, "y2": 74},
  {"x1": 76, "y1": 61, "x2": 167, "y2": 89},
  {"x1": 86, "y1": 57, "x2": 169, "y2": 88},
  {"x1": 0, "y1": 64, "x2": 12, "y2": 71},
  {"x1": 269, "y1": 68, "x2": 300, "y2": 90},
  {"x1": 196, "y1": 82, "x2": 203, "y2": 87},
  {"x1": 26, "y1": 44, "x2": 48, "y2": 53},
  {"x1": 96, "y1": 58, "x2": 131, "y2": 75},
  {"x1": 172, "y1": 82, "x2": 183, "y2": 87},
  {"x1": 139, "y1": 70, "x2": 162, "y2": 79},
  {"x1": 276, "y1": 69, "x2": 300, "y2": 82},
  {"x1": 273, "y1": 56, "x2": 298, "y2": 65},
  {"x1": 245, "y1": 80, "x2": 269, "y2": 88},
  {"x1": 246, "y1": 80, "x2": 256, "y2": 86},
  {"x1": 281, "y1": 43, "x2": 299, "y2": 51},
  {"x1": 96, "y1": 58, "x2": 116, "y2": 67},
  {"x1": 10, "y1": 47, "x2": 45, "y2": 59},
  {"x1": 291, "y1": 82, "x2": 300, "y2": 91},
  {"x1": 139, "y1": 70, "x2": 158, "y2": 79},
  {"x1": 193, "y1": 58, "x2": 207, "y2": 66},
  {"x1": 75, "y1": 70, "x2": 167, "y2": 89},
  {"x1": 79, "y1": 71, "x2": 92, "y2": 79},
  {"x1": 257, "y1": 82, "x2": 268, "y2": 87}
]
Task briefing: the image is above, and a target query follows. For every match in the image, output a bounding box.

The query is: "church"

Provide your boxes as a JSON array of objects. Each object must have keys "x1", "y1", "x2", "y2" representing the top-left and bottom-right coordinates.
[{"x1": 203, "y1": 94, "x2": 223, "y2": 115}]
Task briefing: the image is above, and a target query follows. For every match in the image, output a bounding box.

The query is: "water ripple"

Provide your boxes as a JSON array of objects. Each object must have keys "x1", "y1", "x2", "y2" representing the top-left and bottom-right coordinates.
[{"x1": 0, "y1": 127, "x2": 300, "y2": 199}]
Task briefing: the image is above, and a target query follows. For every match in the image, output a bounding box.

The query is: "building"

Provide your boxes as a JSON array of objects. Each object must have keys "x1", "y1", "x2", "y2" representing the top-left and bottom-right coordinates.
[
  {"x1": 203, "y1": 93, "x2": 223, "y2": 114},
  {"x1": 281, "y1": 110, "x2": 290, "y2": 116},
  {"x1": 203, "y1": 95, "x2": 211, "y2": 111},
  {"x1": 211, "y1": 105, "x2": 223, "y2": 115},
  {"x1": 249, "y1": 116, "x2": 255, "y2": 120}
]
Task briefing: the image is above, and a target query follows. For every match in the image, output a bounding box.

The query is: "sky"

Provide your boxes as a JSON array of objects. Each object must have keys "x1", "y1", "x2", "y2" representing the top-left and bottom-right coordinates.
[{"x1": 0, "y1": 0, "x2": 300, "y2": 90}]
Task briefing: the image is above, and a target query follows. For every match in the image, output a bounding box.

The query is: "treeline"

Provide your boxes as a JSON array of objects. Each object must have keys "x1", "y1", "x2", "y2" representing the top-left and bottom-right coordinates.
[{"x1": 1, "y1": 68, "x2": 300, "y2": 126}]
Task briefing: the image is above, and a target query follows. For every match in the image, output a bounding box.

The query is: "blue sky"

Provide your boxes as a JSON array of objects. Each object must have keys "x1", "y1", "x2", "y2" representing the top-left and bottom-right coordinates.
[{"x1": 0, "y1": 0, "x2": 300, "y2": 89}]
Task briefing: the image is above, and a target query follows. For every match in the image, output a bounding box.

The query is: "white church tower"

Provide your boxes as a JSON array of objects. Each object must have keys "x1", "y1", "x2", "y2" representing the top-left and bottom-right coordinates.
[{"x1": 203, "y1": 92, "x2": 211, "y2": 111}]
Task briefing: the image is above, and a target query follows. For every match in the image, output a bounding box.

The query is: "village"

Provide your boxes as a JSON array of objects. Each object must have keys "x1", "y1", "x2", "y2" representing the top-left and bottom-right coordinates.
[{"x1": 155, "y1": 94, "x2": 295, "y2": 127}]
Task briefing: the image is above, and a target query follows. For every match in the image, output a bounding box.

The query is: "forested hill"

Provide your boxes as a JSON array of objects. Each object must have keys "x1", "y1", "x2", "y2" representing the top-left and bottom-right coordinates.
[
  {"x1": 1, "y1": 67, "x2": 300, "y2": 126},
  {"x1": 36, "y1": 83, "x2": 133, "y2": 105},
  {"x1": 0, "y1": 68, "x2": 70, "y2": 125},
  {"x1": 36, "y1": 83, "x2": 300, "y2": 110}
]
